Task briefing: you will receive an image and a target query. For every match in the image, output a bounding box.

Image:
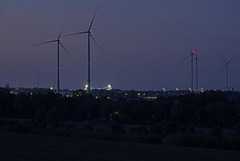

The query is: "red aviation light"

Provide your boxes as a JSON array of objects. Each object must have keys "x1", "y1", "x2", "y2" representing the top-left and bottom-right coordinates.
[
  {"x1": 196, "y1": 56, "x2": 199, "y2": 59},
  {"x1": 226, "y1": 60, "x2": 229, "y2": 63},
  {"x1": 57, "y1": 67, "x2": 60, "y2": 69},
  {"x1": 58, "y1": 38, "x2": 60, "y2": 41},
  {"x1": 191, "y1": 52, "x2": 194, "y2": 54},
  {"x1": 88, "y1": 30, "x2": 91, "y2": 33}
]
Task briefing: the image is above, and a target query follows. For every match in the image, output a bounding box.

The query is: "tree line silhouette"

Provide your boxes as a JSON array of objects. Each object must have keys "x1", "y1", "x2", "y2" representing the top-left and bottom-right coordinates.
[
  {"x1": 0, "y1": 88, "x2": 239, "y2": 128},
  {"x1": 0, "y1": 88, "x2": 240, "y2": 150}
]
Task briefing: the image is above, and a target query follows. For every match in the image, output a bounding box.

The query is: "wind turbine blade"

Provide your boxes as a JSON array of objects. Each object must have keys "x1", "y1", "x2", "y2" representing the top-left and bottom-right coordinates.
[
  {"x1": 182, "y1": 60, "x2": 191, "y2": 67},
  {"x1": 59, "y1": 42, "x2": 72, "y2": 58},
  {"x1": 198, "y1": 58, "x2": 206, "y2": 64},
  {"x1": 58, "y1": 21, "x2": 65, "y2": 39},
  {"x1": 35, "y1": 40, "x2": 58, "y2": 46},
  {"x1": 88, "y1": 4, "x2": 98, "y2": 30},
  {"x1": 90, "y1": 34, "x2": 106, "y2": 55},
  {"x1": 198, "y1": 55, "x2": 207, "y2": 62},
  {"x1": 189, "y1": 40, "x2": 192, "y2": 52},
  {"x1": 178, "y1": 54, "x2": 191, "y2": 65},
  {"x1": 63, "y1": 31, "x2": 88, "y2": 38}
]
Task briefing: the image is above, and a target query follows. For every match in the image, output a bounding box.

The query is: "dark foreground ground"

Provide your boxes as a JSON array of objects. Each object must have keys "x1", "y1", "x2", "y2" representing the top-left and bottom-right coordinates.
[{"x1": 0, "y1": 132, "x2": 239, "y2": 161}]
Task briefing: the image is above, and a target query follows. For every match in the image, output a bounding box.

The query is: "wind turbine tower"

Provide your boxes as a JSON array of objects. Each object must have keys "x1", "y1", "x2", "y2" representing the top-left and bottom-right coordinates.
[
  {"x1": 190, "y1": 43, "x2": 194, "y2": 92},
  {"x1": 64, "y1": 5, "x2": 104, "y2": 94},
  {"x1": 37, "y1": 25, "x2": 69, "y2": 94},
  {"x1": 190, "y1": 51, "x2": 194, "y2": 92},
  {"x1": 179, "y1": 41, "x2": 195, "y2": 92},
  {"x1": 225, "y1": 60, "x2": 229, "y2": 91},
  {"x1": 195, "y1": 55, "x2": 199, "y2": 93}
]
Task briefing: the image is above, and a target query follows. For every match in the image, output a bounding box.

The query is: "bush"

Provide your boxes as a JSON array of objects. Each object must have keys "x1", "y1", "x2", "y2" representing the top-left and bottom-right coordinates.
[
  {"x1": 139, "y1": 136, "x2": 162, "y2": 144},
  {"x1": 211, "y1": 127, "x2": 222, "y2": 136},
  {"x1": 110, "y1": 123, "x2": 125, "y2": 133},
  {"x1": 14, "y1": 122, "x2": 32, "y2": 133},
  {"x1": 176, "y1": 134, "x2": 240, "y2": 150},
  {"x1": 82, "y1": 124, "x2": 94, "y2": 131},
  {"x1": 150, "y1": 124, "x2": 162, "y2": 135}
]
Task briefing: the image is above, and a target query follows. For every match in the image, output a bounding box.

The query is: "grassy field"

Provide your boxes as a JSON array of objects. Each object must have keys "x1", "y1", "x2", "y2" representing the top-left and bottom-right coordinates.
[{"x1": 0, "y1": 132, "x2": 239, "y2": 161}]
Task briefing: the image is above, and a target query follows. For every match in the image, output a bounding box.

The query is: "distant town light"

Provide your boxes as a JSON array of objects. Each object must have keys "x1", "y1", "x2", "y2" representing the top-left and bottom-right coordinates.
[
  {"x1": 108, "y1": 84, "x2": 112, "y2": 90},
  {"x1": 175, "y1": 88, "x2": 179, "y2": 91},
  {"x1": 162, "y1": 88, "x2": 166, "y2": 92},
  {"x1": 84, "y1": 84, "x2": 88, "y2": 91},
  {"x1": 146, "y1": 97, "x2": 157, "y2": 99},
  {"x1": 50, "y1": 87, "x2": 53, "y2": 90}
]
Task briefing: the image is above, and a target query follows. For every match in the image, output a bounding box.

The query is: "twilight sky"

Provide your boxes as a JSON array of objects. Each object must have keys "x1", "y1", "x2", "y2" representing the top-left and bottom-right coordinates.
[{"x1": 0, "y1": 0, "x2": 240, "y2": 91}]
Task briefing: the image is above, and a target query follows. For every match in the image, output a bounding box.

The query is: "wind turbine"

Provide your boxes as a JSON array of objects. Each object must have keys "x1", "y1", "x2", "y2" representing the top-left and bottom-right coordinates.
[
  {"x1": 37, "y1": 25, "x2": 69, "y2": 94},
  {"x1": 225, "y1": 60, "x2": 229, "y2": 91},
  {"x1": 64, "y1": 5, "x2": 104, "y2": 94},
  {"x1": 179, "y1": 41, "x2": 194, "y2": 92},
  {"x1": 194, "y1": 46, "x2": 200, "y2": 93},
  {"x1": 195, "y1": 51, "x2": 208, "y2": 94},
  {"x1": 193, "y1": 47, "x2": 205, "y2": 93},
  {"x1": 195, "y1": 55, "x2": 199, "y2": 93}
]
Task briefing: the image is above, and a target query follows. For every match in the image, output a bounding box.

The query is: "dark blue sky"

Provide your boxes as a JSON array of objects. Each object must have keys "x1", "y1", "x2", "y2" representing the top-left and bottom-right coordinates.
[{"x1": 0, "y1": 0, "x2": 240, "y2": 90}]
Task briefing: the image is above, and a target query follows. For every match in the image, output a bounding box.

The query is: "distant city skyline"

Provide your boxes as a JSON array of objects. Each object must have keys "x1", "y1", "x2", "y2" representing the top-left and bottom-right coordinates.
[{"x1": 0, "y1": 0, "x2": 239, "y2": 91}]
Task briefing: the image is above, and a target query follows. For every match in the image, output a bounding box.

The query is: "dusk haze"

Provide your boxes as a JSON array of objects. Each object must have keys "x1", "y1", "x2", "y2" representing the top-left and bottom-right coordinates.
[{"x1": 0, "y1": 0, "x2": 239, "y2": 91}]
